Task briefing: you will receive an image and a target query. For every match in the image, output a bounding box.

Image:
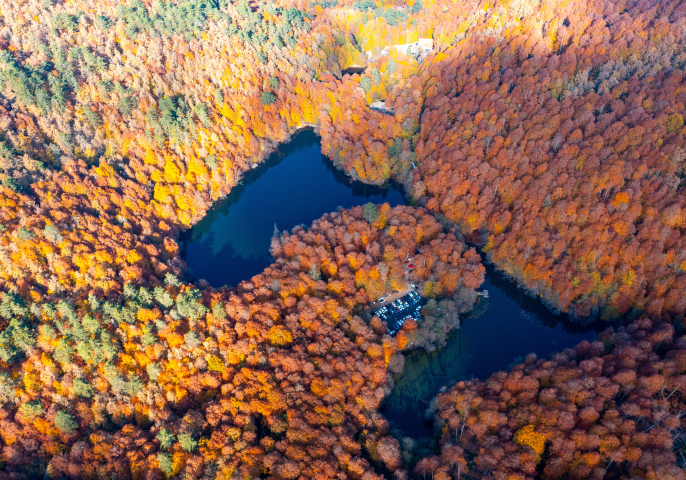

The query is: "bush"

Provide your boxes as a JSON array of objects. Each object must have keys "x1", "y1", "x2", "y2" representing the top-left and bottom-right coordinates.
[{"x1": 55, "y1": 410, "x2": 78, "y2": 434}]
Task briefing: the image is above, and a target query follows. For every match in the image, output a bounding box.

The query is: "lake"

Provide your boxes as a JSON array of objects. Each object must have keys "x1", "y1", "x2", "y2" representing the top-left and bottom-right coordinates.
[
  {"x1": 181, "y1": 130, "x2": 405, "y2": 287},
  {"x1": 182, "y1": 130, "x2": 601, "y2": 438}
]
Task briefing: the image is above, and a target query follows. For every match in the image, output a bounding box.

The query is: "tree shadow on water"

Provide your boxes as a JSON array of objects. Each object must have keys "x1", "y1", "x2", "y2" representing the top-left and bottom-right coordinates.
[{"x1": 184, "y1": 231, "x2": 272, "y2": 288}]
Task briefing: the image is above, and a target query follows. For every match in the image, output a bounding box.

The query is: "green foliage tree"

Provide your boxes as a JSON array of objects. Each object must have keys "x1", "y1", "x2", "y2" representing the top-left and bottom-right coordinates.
[
  {"x1": 157, "y1": 428, "x2": 176, "y2": 449},
  {"x1": 212, "y1": 302, "x2": 227, "y2": 320},
  {"x1": 309, "y1": 264, "x2": 321, "y2": 281},
  {"x1": 269, "y1": 76, "x2": 280, "y2": 90},
  {"x1": 158, "y1": 452, "x2": 173, "y2": 474},
  {"x1": 261, "y1": 92, "x2": 277, "y2": 106},
  {"x1": 55, "y1": 410, "x2": 78, "y2": 434},
  {"x1": 83, "y1": 106, "x2": 101, "y2": 129},
  {"x1": 372, "y1": 68, "x2": 381, "y2": 85},
  {"x1": 388, "y1": 138, "x2": 402, "y2": 157},
  {"x1": 44, "y1": 225, "x2": 63, "y2": 244},
  {"x1": 95, "y1": 15, "x2": 113, "y2": 30},
  {"x1": 73, "y1": 378, "x2": 94, "y2": 398},
  {"x1": 360, "y1": 76, "x2": 372, "y2": 94},
  {"x1": 184, "y1": 331, "x2": 201, "y2": 348},
  {"x1": 175, "y1": 289, "x2": 208, "y2": 320},
  {"x1": 364, "y1": 202, "x2": 379, "y2": 223},
  {"x1": 154, "y1": 286, "x2": 175, "y2": 308},
  {"x1": 2, "y1": 178, "x2": 20, "y2": 192},
  {"x1": 147, "y1": 362, "x2": 162, "y2": 381},
  {"x1": 178, "y1": 433, "x2": 198, "y2": 452},
  {"x1": 20, "y1": 400, "x2": 44, "y2": 418}
]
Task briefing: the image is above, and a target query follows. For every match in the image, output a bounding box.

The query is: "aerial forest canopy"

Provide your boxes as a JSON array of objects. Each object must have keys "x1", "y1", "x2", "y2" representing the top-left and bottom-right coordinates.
[{"x1": 0, "y1": 0, "x2": 684, "y2": 477}]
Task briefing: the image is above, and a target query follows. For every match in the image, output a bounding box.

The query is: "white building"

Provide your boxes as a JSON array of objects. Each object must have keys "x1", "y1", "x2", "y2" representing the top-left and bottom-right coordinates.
[
  {"x1": 366, "y1": 38, "x2": 433, "y2": 62},
  {"x1": 370, "y1": 101, "x2": 394, "y2": 114},
  {"x1": 391, "y1": 38, "x2": 433, "y2": 57}
]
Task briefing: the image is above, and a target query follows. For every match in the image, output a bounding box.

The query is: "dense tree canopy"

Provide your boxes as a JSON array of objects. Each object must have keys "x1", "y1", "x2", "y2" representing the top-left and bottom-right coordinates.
[{"x1": 0, "y1": 205, "x2": 484, "y2": 477}]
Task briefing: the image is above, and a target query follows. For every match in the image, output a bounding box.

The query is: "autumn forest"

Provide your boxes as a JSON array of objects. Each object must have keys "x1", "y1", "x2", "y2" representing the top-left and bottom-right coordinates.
[{"x1": 0, "y1": 0, "x2": 685, "y2": 477}]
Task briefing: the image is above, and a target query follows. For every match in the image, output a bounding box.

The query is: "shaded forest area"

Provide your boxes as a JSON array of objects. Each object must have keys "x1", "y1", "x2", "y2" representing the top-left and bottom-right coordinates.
[{"x1": 0, "y1": 0, "x2": 685, "y2": 477}]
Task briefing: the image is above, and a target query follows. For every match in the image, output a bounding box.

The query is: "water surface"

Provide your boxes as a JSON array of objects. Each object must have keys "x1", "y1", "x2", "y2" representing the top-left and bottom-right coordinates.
[
  {"x1": 382, "y1": 261, "x2": 600, "y2": 438},
  {"x1": 183, "y1": 131, "x2": 601, "y2": 438}
]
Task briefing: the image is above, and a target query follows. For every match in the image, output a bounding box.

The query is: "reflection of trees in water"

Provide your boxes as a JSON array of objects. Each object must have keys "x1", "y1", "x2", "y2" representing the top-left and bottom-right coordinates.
[
  {"x1": 479, "y1": 255, "x2": 605, "y2": 335},
  {"x1": 183, "y1": 230, "x2": 272, "y2": 288},
  {"x1": 386, "y1": 329, "x2": 470, "y2": 416}
]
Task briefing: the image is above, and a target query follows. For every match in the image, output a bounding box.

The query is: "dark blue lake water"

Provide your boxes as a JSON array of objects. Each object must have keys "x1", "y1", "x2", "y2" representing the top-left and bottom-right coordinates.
[{"x1": 182, "y1": 130, "x2": 601, "y2": 438}]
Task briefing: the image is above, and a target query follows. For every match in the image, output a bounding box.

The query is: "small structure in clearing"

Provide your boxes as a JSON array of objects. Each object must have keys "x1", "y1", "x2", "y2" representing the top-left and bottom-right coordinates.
[
  {"x1": 366, "y1": 38, "x2": 434, "y2": 63},
  {"x1": 391, "y1": 38, "x2": 434, "y2": 61},
  {"x1": 370, "y1": 101, "x2": 394, "y2": 114}
]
